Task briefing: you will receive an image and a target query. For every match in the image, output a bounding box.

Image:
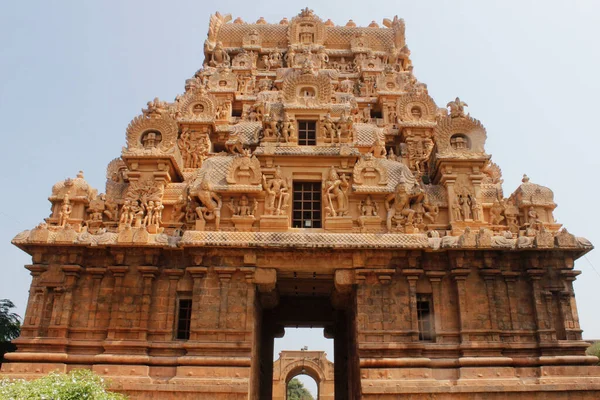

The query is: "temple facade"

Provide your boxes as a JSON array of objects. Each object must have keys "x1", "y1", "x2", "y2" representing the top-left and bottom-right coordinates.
[{"x1": 3, "y1": 8, "x2": 600, "y2": 399}]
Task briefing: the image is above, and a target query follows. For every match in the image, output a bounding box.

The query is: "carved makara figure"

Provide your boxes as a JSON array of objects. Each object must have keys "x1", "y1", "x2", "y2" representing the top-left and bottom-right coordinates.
[
  {"x1": 447, "y1": 97, "x2": 468, "y2": 118},
  {"x1": 323, "y1": 167, "x2": 349, "y2": 217},
  {"x1": 59, "y1": 194, "x2": 72, "y2": 228},
  {"x1": 195, "y1": 178, "x2": 222, "y2": 230},
  {"x1": 385, "y1": 182, "x2": 423, "y2": 231},
  {"x1": 263, "y1": 166, "x2": 290, "y2": 215}
]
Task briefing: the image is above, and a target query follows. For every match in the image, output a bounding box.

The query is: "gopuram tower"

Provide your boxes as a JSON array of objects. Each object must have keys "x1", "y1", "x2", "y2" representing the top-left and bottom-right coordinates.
[{"x1": 4, "y1": 8, "x2": 600, "y2": 399}]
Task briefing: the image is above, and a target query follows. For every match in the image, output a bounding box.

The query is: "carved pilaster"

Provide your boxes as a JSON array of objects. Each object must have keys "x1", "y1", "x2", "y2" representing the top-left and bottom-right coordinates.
[
  {"x1": 164, "y1": 269, "x2": 184, "y2": 337},
  {"x1": 402, "y1": 269, "x2": 423, "y2": 341},
  {"x1": 138, "y1": 266, "x2": 159, "y2": 339},
  {"x1": 451, "y1": 268, "x2": 470, "y2": 343},
  {"x1": 107, "y1": 266, "x2": 129, "y2": 340},
  {"x1": 22, "y1": 265, "x2": 48, "y2": 334},
  {"x1": 502, "y1": 271, "x2": 520, "y2": 336},
  {"x1": 86, "y1": 267, "x2": 107, "y2": 330},
  {"x1": 55, "y1": 265, "x2": 83, "y2": 337},
  {"x1": 560, "y1": 269, "x2": 582, "y2": 340},
  {"x1": 480, "y1": 268, "x2": 500, "y2": 341},
  {"x1": 527, "y1": 267, "x2": 552, "y2": 342},
  {"x1": 426, "y1": 271, "x2": 445, "y2": 342},
  {"x1": 187, "y1": 266, "x2": 208, "y2": 339}
]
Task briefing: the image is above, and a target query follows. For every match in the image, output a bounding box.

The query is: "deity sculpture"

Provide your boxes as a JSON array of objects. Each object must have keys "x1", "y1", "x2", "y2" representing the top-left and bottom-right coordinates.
[
  {"x1": 458, "y1": 194, "x2": 472, "y2": 220},
  {"x1": 210, "y1": 41, "x2": 230, "y2": 67},
  {"x1": 227, "y1": 195, "x2": 258, "y2": 217},
  {"x1": 281, "y1": 113, "x2": 296, "y2": 142},
  {"x1": 322, "y1": 113, "x2": 338, "y2": 142},
  {"x1": 195, "y1": 178, "x2": 222, "y2": 230},
  {"x1": 368, "y1": 138, "x2": 387, "y2": 159},
  {"x1": 172, "y1": 195, "x2": 187, "y2": 223},
  {"x1": 385, "y1": 182, "x2": 423, "y2": 231},
  {"x1": 489, "y1": 199, "x2": 505, "y2": 225},
  {"x1": 104, "y1": 196, "x2": 119, "y2": 221},
  {"x1": 336, "y1": 112, "x2": 353, "y2": 142},
  {"x1": 422, "y1": 196, "x2": 439, "y2": 224},
  {"x1": 470, "y1": 195, "x2": 482, "y2": 221},
  {"x1": 452, "y1": 198, "x2": 463, "y2": 221},
  {"x1": 119, "y1": 200, "x2": 133, "y2": 226},
  {"x1": 323, "y1": 167, "x2": 349, "y2": 217},
  {"x1": 359, "y1": 195, "x2": 378, "y2": 217},
  {"x1": 263, "y1": 167, "x2": 290, "y2": 216},
  {"x1": 527, "y1": 207, "x2": 544, "y2": 231},
  {"x1": 59, "y1": 194, "x2": 72, "y2": 228}
]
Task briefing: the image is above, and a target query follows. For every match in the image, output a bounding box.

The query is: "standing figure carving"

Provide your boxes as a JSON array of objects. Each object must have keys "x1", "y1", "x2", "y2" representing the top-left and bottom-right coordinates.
[
  {"x1": 263, "y1": 167, "x2": 290, "y2": 215},
  {"x1": 323, "y1": 167, "x2": 349, "y2": 217},
  {"x1": 59, "y1": 194, "x2": 72, "y2": 228}
]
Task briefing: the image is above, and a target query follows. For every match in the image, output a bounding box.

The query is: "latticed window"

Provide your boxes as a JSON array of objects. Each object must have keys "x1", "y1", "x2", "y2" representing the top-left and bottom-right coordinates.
[
  {"x1": 292, "y1": 182, "x2": 322, "y2": 228},
  {"x1": 298, "y1": 120, "x2": 317, "y2": 145},
  {"x1": 417, "y1": 294, "x2": 434, "y2": 341},
  {"x1": 176, "y1": 298, "x2": 192, "y2": 340}
]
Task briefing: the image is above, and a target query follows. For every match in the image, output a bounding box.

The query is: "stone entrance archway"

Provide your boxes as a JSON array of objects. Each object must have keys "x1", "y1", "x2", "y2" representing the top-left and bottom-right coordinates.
[{"x1": 273, "y1": 350, "x2": 334, "y2": 400}]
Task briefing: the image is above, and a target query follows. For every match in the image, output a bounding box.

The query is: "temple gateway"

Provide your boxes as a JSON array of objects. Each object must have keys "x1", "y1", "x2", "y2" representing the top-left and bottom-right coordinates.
[{"x1": 4, "y1": 8, "x2": 600, "y2": 399}]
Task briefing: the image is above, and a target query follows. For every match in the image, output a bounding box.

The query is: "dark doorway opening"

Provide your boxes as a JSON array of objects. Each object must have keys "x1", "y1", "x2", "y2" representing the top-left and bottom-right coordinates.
[{"x1": 258, "y1": 288, "x2": 359, "y2": 399}]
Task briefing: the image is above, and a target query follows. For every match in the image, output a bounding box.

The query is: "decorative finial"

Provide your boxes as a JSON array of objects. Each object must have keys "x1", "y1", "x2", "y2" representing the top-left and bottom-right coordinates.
[
  {"x1": 324, "y1": 19, "x2": 334, "y2": 27},
  {"x1": 233, "y1": 17, "x2": 244, "y2": 24},
  {"x1": 346, "y1": 19, "x2": 356, "y2": 27},
  {"x1": 256, "y1": 17, "x2": 267, "y2": 25},
  {"x1": 77, "y1": 171, "x2": 84, "y2": 179},
  {"x1": 522, "y1": 174, "x2": 530, "y2": 183},
  {"x1": 299, "y1": 7, "x2": 314, "y2": 18},
  {"x1": 279, "y1": 17, "x2": 289, "y2": 25},
  {"x1": 368, "y1": 20, "x2": 379, "y2": 28}
]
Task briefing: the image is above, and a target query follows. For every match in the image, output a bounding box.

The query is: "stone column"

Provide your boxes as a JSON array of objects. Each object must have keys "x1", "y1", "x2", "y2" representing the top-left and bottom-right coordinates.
[
  {"x1": 527, "y1": 267, "x2": 552, "y2": 343},
  {"x1": 402, "y1": 269, "x2": 423, "y2": 341},
  {"x1": 451, "y1": 268, "x2": 470, "y2": 343},
  {"x1": 502, "y1": 271, "x2": 520, "y2": 340},
  {"x1": 86, "y1": 267, "x2": 107, "y2": 331},
  {"x1": 426, "y1": 271, "x2": 446, "y2": 342},
  {"x1": 560, "y1": 269, "x2": 582, "y2": 340},
  {"x1": 22, "y1": 265, "x2": 48, "y2": 336},
  {"x1": 441, "y1": 174, "x2": 457, "y2": 223},
  {"x1": 480, "y1": 269, "x2": 500, "y2": 341},
  {"x1": 138, "y1": 266, "x2": 159, "y2": 340},
  {"x1": 107, "y1": 266, "x2": 129, "y2": 340},
  {"x1": 187, "y1": 266, "x2": 208, "y2": 340},
  {"x1": 56, "y1": 265, "x2": 83, "y2": 337},
  {"x1": 215, "y1": 267, "x2": 234, "y2": 329}
]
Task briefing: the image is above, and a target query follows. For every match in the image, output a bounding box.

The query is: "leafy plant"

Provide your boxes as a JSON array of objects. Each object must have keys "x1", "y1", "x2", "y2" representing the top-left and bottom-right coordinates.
[
  {"x1": 586, "y1": 342, "x2": 600, "y2": 365},
  {"x1": 0, "y1": 369, "x2": 127, "y2": 399},
  {"x1": 287, "y1": 377, "x2": 314, "y2": 400},
  {"x1": 0, "y1": 300, "x2": 20, "y2": 342}
]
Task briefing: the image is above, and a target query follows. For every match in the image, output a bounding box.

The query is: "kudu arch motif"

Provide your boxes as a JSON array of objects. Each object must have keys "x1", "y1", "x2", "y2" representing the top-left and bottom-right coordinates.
[{"x1": 5, "y1": 8, "x2": 600, "y2": 400}]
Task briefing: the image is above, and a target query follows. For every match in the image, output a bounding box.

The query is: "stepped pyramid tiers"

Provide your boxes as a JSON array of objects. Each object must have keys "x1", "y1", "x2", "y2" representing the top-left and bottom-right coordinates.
[{"x1": 5, "y1": 8, "x2": 600, "y2": 399}]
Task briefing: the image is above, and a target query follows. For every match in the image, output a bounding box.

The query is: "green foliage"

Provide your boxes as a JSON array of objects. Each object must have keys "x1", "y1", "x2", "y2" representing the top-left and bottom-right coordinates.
[
  {"x1": 287, "y1": 377, "x2": 314, "y2": 400},
  {"x1": 0, "y1": 369, "x2": 127, "y2": 399},
  {"x1": 0, "y1": 300, "x2": 20, "y2": 342},
  {"x1": 587, "y1": 342, "x2": 600, "y2": 365}
]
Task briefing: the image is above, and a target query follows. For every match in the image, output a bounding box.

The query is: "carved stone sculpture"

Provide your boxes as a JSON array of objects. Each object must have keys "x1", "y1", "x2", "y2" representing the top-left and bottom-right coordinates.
[
  {"x1": 262, "y1": 167, "x2": 290, "y2": 216},
  {"x1": 194, "y1": 178, "x2": 222, "y2": 231},
  {"x1": 386, "y1": 182, "x2": 423, "y2": 232},
  {"x1": 323, "y1": 167, "x2": 349, "y2": 217}
]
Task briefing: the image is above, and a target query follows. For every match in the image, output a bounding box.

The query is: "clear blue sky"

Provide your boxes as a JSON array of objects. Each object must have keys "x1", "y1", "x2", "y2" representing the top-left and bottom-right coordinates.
[{"x1": 2, "y1": 0, "x2": 600, "y2": 395}]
